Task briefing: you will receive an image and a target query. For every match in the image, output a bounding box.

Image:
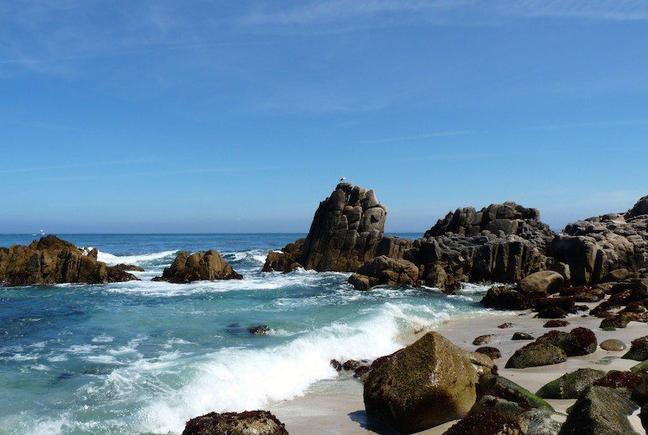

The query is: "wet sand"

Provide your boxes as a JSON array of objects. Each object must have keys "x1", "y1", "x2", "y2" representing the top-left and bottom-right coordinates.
[{"x1": 269, "y1": 306, "x2": 647, "y2": 434}]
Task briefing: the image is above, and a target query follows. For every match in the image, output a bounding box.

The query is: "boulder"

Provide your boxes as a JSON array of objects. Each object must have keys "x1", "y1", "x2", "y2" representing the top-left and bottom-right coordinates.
[
  {"x1": 519, "y1": 271, "x2": 564, "y2": 295},
  {"x1": 481, "y1": 286, "x2": 532, "y2": 310},
  {"x1": 444, "y1": 410, "x2": 522, "y2": 435},
  {"x1": 623, "y1": 336, "x2": 648, "y2": 361},
  {"x1": 363, "y1": 332, "x2": 477, "y2": 433},
  {"x1": 248, "y1": 325, "x2": 270, "y2": 335},
  {"x1": 473, "y1": 334, "x2": 493, "y2": 345},
  {"x1": 347, "y1": 256, "x2": 419, "y2": 290},
  {"x1": 600, "y1": 339, "x2": 626, "y2": 351},
  {"x1": 536, "y1": 328, "x2": 597, "y2": 357},
  {"x1": 559, "y1": 386, "x2": 639, "y2": 435},
  {"x1": 476, "y1": 346, "x2": 502, "y2": 360},
  {"x1": 468, "y1": 396, "x2": 562, "y2": 435},
  {"x1": 505, "y1": 342, "x2": 567, "y2": 369},
  {"x1": 559, "y1": 286, "x2": 605, "y2": 302},
  {"x1": 155, "y1": 250, "x2": 242, "y2": 283},
  {"x1": 113, "y1": 263, "x2": 145, "y2": 272},
  {"x1": 512, "y1": 332, "x2": 534, "y2": 341},
  {"x1": 0, "y1": 235, "x2": 139, "y2": 286},
  {"x1": 544, "y1": 320, "x2": 570, "y2": 328},
  {"x1": 182, "y1": 410, "x2": 288, "y2": 435},
  {"x1": 536, "y1": 368, "x2": 605, "y2": 399},
  {"x1": 478, "y1": 374, "x2": 553, "y2": 411}
]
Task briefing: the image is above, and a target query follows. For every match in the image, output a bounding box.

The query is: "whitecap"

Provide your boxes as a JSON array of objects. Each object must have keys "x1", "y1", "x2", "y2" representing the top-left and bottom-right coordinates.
[{"x1": 97, "y1": 250, "x2": 177, "y2": 266}]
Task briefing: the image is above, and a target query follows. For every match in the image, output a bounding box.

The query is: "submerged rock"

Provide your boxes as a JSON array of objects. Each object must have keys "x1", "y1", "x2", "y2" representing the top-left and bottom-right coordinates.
[
  {"x1": 248, "y1": 325, "x2": 270, "y2": 335},
  {"x1": 155, "y1": 250, "x2": 242, "y2": 283},
  {"x1": 0, "y1": 235, "x2": 138, "y2": 286},
  {"x1": 182, "y1": 410, "x2": 288, "y2": 435},
  {"x1": 363, "y1": 332, "x2": 477, "y2": 433}
]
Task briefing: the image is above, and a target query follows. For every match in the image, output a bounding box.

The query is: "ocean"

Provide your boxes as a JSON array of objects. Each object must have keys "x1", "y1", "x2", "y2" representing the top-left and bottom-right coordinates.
[{"x1": 0, "y1": 234, "x2": 493, "y2": 434}]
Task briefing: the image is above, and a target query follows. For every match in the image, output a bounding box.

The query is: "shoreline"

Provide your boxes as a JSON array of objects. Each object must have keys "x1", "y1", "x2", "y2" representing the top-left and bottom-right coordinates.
[{"x1": 268, "y1": 307, "x2": 646, "y2": 434}]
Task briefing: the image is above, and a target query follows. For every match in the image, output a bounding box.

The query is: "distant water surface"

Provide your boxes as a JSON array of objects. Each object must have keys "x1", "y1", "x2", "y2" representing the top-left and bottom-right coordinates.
[{"x1": 0, "y1": 234, "x2": 492, "y2": 434}]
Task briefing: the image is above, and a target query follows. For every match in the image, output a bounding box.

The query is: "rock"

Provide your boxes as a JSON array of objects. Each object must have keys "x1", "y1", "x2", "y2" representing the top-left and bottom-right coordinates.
[
  {"x1": 534, "y1": 296, "x2": 576, "y2": 315},
  {"x1": 155, "y1": 250, "x2": 242, "y2": 283},
  {"x1": 363, "y1": 332, "x2": 477, "y2": 433},
  {"x1": 468, "y1": 396, "x2": 561, "y2": 435},
  {"x1": 469, "y1": 352, "x2": 496, "y2": 377},
  {"x1": 627, "y1": 195, "x2": 648, "y2": 218},
  {"x1": 600, "y1": 339, "x2": 626, "y2": 351},
  {"x1": 473, "y1": 334, "x2": 494, "y2": 345},
  {"x1": 262, "y1": 239, "x2": 305, "y2": 273},
  {"x1": 481, "y1": 286, "x2": 532, "y2": 310},
  {"x1": 300, "y1": 183, "x2": 387, "y2": 272},
  {"x1": 0, "y1": 235, "x2": 139, "y2": 286},
  {"x1": 536, "y1": 368, "x2": 605, "y2": 399},
  {"x1": 543, "y1": 320, "x2": 570, "y2": 328},
  {"x1": 559, "y1": 386, "x2": 639, "y2": 435},
  {"x1": 599, "y1": 314, "x2": 631, "y2": 329},
  {"x1": 593, "y1": 370, "x2": 644, "y2": 390},
  {"x1": 622, "y1": 336, "x2": 648, "y2": 361},
  {"x1": 330, "y1": 359, "x2": 342, "y2": 371},
  {"x1": 535, "y1": 306, "x2": 569, "y2": 319},
  {"x1": 342, "y1": 359, "x2": 363, "y2": 371},
  {"x1": 476, "y1": 346, "x2": 502, "y2": 360},
  {"x1": 498, "y1": 322, "x2": 514, "y2": 329},
  {"x1": 536, "y1": 328, "x2": 597, "y2": 357},
  {"x1": 444, "y1": 410, "x2": 523, "y2": 435},
  {"x1": 347, "y1": 256, "x2": 419, "y2": 290},
  {"x1": 478, "y1": 374, "x2": 554, "y2": 411},
  {"x1": 182, "y1": 410, "x2": 288, "y2": 435},
  {"x1": 353, "y1": 365, "x2": 372, "y2": 380},
  {"x1": 642, "y1": 403, "x2": 648, "y2": 433},
  {"x1": 559, "y1": 286, "x2": 605, "y2": 302},
  {"x1": 248, "y1": 325, "x2": 270, "y2": 335},
  {"x1": 512, "y1": 332, "x2": 534, "y2": 340},
  {"x1": 112, "y1": 263, "x2": 145, "y2": 272},
  {"x1": 505, "y1": 342, "x2": 567, "y2": 369},
  {"x1": 519, "y1": 271, "x2": 564, "y2": 295}
]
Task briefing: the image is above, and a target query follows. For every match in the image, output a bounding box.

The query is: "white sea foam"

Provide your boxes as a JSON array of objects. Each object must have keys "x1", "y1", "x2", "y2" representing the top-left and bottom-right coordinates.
[
  {"x1": 97, "y1": 250, "x2": 177, "y2": 266},
  {"x1": 135, "y1": 301, "x2": 448, "y2": 434}
]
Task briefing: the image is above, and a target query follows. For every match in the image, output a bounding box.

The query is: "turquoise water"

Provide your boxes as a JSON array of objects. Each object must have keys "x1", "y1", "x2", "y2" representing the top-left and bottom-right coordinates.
[{"x1": 0, "y1": 234, "x2": 491, "y2": 434}]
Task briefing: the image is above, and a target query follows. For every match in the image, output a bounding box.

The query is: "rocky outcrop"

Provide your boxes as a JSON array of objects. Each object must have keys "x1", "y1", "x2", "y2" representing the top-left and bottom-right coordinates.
[
  {"x1": 0, "y1": 235, "x2": 138, "y2": 286},
  {"x1": 154, "y1": 250, "x2": 242, "y2": 283},
  {"x1": 182, "y1": 410, "x2": 288, "y2": 435},
  {"x1": 559, "y1": 386, "x2": 639, "y2": 435},
  {"x1": 263, "y1": 183, "x2": 387, "y2": 273},
  {"x1": 347, "y1": 256, "x2": 419, "y2": 290},
  {"x1": 363, "y1": 332, "x2": 477, "y2": 433},
  {"x1": 261, "y1": 239, "x2": 304, "y2": 273}
]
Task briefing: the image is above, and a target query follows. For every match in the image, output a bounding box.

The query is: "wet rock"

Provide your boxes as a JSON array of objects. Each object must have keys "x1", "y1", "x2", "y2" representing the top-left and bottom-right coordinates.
[
  {"x1": 330, "y1": 359, "x2": 342, "y2": 371},
  {"x1": 599, "y1": 314, "x2": 631, "y2": 329},
  {"x1": 600, "y1": 339, "x2": 626, "y2": 351},
  {"x1": 476, "y1": 346, "x2": 502, "y2": 360},
  {"x1": 262, "y1": 239, "x2": 305, "y2": 273},
  {"x1": 536, "y1": 328, "x2": 597, "y2": 357},
  {"x1": 593, "y1": 370, "x2": 644, "y2": 391},
  {"x1": 444, "y1": 410, "x2": 522, "y2": 435},
  {"x1": 0, "y1": 235, "x2": 138, "y2": 286},
  {"x1": 347, "y1": 256, "x2": 419, "y2": 290},
  {"x1": 543, "y1": 320, "x2": 570, "y2": 328},
  {"x1": 535, "y1": 306, "x2": 569, "y2": 319},
  {"x1": 473, "y1": 334, "x2": 494, "y2": 345},
  {"x1": 182, "y1": 410, "x2": 288, "y2": 435},
  {"x1": 468, "y1": 396, "x2": 562, "y2": 435},
  {"x1": 113, "y1": 263, "x2": 145, "y2": 272},
  {"x1": 622, "y1": 335, "x2": 648, "y2": 361},
  {"x1": 481, "y1": 286, "x2": 532, "y2": 310},
  {"x1": 559, "y1": 386, "x2": 639, "y2": 435},
  {"x1": 505, "y1": 342, "x2": 567, "y2": 369},
  {"x1": 155, "y1": 250, "x2": 242, "y2": 283},
  {"x1": 363, "y1": 332, "x2": 477, "y2": 433},
  {"x1": 559, "y1": 286, "x2": 605, "y2": 302},
  {"x1": 534, "y1": 296, "x2": 576, "y2": 314},
  {"x1": 248, "y1": 325, "x2": 270, "y2": 335},
  {"x1": 519, "y1": 271, "x2": 564, "y2": 295},
  {"x1": 478, "y1": 374, "x2": 553, "y2": 411},
  {"x1": 353, "y1": 365, "x2": 372, "y2": 380},
  {"x1": 512, "y1": 332, "x2": 534, "y2": 341},
  {"x1": 498, "y1": 322, "x2": 514, "y2": 329},
  {"x1": 536, "y1": 368, "x2": 605, "y2": 399}
]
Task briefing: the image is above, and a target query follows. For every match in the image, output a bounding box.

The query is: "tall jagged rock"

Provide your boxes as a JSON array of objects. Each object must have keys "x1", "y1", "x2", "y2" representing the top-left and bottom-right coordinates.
[
  {"x1": 263, "y1": 183, "x2": 387, "y2": 272},
  {"x1": 0, "y1": 235, "x2": 138, "y2": 286}
]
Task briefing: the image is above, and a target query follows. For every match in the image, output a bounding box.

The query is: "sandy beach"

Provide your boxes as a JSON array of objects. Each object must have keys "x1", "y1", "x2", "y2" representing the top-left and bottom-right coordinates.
[{"x1": 270, "y1": 305, "x2": 647, "y2": 434}]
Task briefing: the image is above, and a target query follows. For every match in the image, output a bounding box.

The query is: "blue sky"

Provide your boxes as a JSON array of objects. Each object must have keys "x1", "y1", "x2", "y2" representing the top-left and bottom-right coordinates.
[{"x1": 1, "y1": 0, "x2": 647, "y2": 233}]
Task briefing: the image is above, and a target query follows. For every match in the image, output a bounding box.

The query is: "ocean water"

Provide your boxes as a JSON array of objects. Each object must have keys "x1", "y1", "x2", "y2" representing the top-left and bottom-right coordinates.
[{"x1": 0, "y1": 234, "x2": 493, "y2": 434}]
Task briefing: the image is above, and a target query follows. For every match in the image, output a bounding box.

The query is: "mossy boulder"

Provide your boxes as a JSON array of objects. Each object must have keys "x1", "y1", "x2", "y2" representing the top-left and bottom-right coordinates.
[
  {"x1": 478, "y1": 374, "x2": 554, "y2": 411},
  {"x1": 536, "y1": 368, "x2": 605, "y2": 399},
  {"x1": 363, "y1": 332, "x2": 477, "y2": 433}
]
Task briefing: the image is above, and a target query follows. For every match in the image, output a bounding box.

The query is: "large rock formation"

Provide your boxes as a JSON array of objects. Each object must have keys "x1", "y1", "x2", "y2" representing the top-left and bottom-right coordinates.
[
  {"x1": 154, "y1": 250, "x2": 242, "y2": 283},
  {"x1": 0, "y1": 235, "x2": 138, "y2": 286},
  {"x1": 550, "y1": 197, "x2": 648, "y2": 285},
  {"x1": 182, "y1": 410, "x2": 288, "y2": 435},
  {"x1": 363, "y1": 332, "x2": 477, "y2": 433},
  {"x1": 263, "y1": 183, "x2": 387, "y2": 273},
  {"x1": 348, "y1": 256, "x2": 419, "y2": 290}
]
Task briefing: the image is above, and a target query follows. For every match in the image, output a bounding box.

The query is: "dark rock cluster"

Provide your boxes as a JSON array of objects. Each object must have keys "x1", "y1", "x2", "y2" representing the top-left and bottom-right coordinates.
[
  {"x1": 0, "y1": 235, "x2": 138, "y2": 286},
  {"x1": 182, "y1": 410, "x2": 288, "y2": 435},
  {"x1": 153, "y1": 250, "x2": 242, "y2": 283}
]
